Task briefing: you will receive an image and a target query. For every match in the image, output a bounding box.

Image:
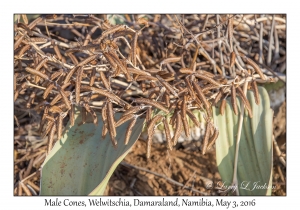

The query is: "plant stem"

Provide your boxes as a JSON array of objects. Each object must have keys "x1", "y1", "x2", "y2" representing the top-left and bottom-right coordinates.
[
  {"x1": 232, "y1": 80, "x2": 249, "y2": 195},
  {"x1": 216, "y1": 15, "x2": 225, "y2": 77},
  {"x1": 267, "y1": 15, "x2": 275, "y2": 66}
]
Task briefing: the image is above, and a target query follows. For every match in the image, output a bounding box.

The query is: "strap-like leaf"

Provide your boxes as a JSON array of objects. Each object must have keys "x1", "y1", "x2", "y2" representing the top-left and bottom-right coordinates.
[
  {"x1": 40, "y1": 109, "x2": 144, "y2": 195},
  {"x1": 213, "y1": 86, "x2": 273, "y2": 195}
]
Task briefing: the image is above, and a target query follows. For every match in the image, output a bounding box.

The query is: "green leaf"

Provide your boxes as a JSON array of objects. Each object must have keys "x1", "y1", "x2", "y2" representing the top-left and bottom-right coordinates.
[
  {"x1": 14, "y1": 14, "x2": 40, "y2": 23},
  {"x1": 213, "y1": 86, "x2": 273, "y2": 195},
  {"x1": 40, "y1": 108, "x2": 145, "y2": 195},
  {"x1": 107, "y1": 15, "x2": 125, "y2": 25}
]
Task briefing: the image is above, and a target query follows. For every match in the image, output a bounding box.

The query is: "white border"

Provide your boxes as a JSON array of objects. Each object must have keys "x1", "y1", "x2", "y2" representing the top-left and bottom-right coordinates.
[{"x1": 3, "y1": 1, "x2": 295, "y2": 209}]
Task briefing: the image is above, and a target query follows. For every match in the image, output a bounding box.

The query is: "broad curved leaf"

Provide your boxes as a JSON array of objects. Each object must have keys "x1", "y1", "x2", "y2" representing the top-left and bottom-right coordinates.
[
  {"x1": 213, "y1": 86, "x2": 273, "y2": 195},
  {"x1": 40, "y1": 109, "x2": 145, "y2": 195}
]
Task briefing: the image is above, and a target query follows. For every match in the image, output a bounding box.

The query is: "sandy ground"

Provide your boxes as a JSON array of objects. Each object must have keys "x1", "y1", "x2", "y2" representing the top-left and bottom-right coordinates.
[{"x1": 106, "y1": 102, "x2": 286, "y2": 196}]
